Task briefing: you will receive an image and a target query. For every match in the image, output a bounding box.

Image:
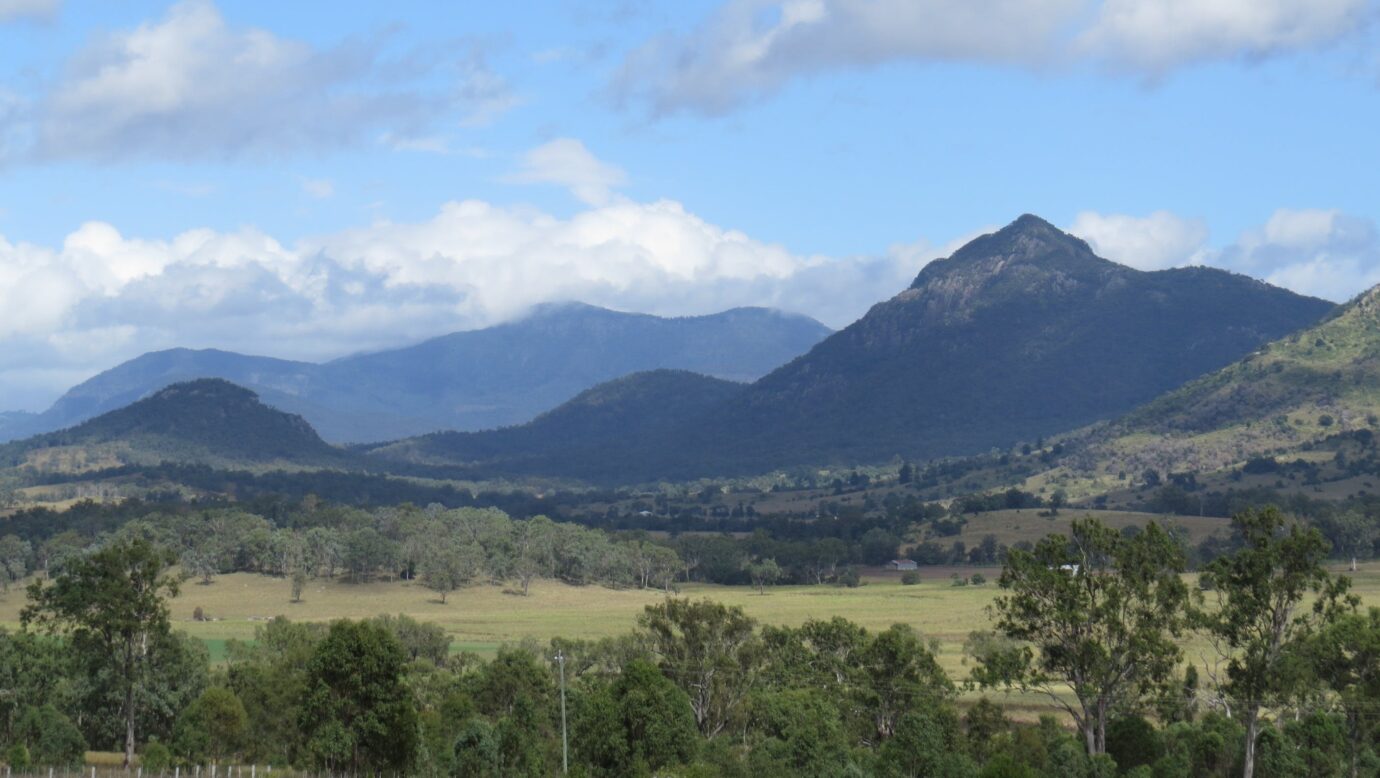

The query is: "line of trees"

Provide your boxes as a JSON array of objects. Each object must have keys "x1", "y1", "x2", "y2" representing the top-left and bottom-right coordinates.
[
  {"x1": 971, "y1": 507, "x2": 1372, "y2": 778},
  {"x1": 7, "y1": 505, "x2": 1380, "y2": 776},
  {"x1": 12, "y1": 505, "x2": 690, "y2": 602}
]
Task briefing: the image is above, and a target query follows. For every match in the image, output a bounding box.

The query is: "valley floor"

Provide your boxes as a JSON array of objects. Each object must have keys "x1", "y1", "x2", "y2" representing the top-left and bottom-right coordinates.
[{"x1": 7, "y1": 562, "x2": 1380, "y2": 721}]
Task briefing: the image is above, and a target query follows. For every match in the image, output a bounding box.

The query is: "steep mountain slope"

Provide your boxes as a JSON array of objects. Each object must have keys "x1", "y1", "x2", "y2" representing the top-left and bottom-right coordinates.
[
  {"x1": 312, "y1": 303, "x2": 826, "y2": 438},
  {"x1": 1073, "y1": 283, "x2": 1380, "y2": 479},
  {"x1": 371, "y1": 215, "x2": 1334, "y2": 483},
  {"x1": 0, "y1": 379, "x2": 346, "y2": 470},
  {"x1": 5, "y1": 304, "x2": 830, "y2": 444},
  {"x1": 366, "y1": 370, "x2": 746, "y2": 482},
  {"x1": 681, "y1": 214, "x2": 1334, "y2": 472}
]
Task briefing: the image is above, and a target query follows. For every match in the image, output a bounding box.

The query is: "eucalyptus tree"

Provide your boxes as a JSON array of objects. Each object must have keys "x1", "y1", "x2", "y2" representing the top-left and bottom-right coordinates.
[
  {"x1": 420, "y1": 540, "x2": 484, "y2": 604},
  {"x1": 0, "y1": 534, "x2": 31, "y2": 591},
  {"x1": 1201, "y1": 506, "x2": 1353, "y2": 778},
  {"x1": 640, "y1": 598, "x2": 763, "y2": 737},
  {"x1": 973, "y1": 517, "x2": 1191, "y2": 756},
  {"x1": 1305, "y1": 606, "x2": 1380, "y2": 778},
  {"x1": 511, "y1": 517, "x2": 557, "y2": 596},
  {"x1": 21, "y1": 537, "x2": 181, "y2": 767}
]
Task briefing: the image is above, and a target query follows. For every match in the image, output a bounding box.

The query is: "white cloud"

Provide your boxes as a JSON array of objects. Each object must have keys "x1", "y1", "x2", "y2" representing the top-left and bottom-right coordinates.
[
  {"x1": 1220, "y1": 209, "x2": 1380, "y2": 301},
  {"x1": 13, "y1": 1, "x2": 510, "y2": 161},
  {"x1": 506, "y1": 138, "x2": 628, "y2": 206},
  {"x1": 0, "y1": 0, "x2": 58, "y2": 22},
  {"x1": 0, "y1": 195, "x2": 927, "y2": 409},
  {"x1": 5, "y1": 198, "x2": 1375, "y2": 411},
  {"x1": 1079, "y1": 0, "x2": 1373, "y2": 73},
  {"x1": 1070, "y1": 207, "x2": 1380, "y2": 302},
  {"x1": 1068, "y1": 210, "x2": 1210, "y2": 270},
  {"x1": 614, "y1": 0, "x2": 1079, "y2": 115},
  {"x1": 614, "y1": 0, "x2": 1377, "y2": 115}
]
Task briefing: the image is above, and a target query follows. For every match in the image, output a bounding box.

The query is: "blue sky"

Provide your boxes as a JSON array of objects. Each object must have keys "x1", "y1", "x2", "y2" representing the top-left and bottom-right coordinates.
[{"x1": 1, "y1": 0, "x2": 1378, "y2": 409}]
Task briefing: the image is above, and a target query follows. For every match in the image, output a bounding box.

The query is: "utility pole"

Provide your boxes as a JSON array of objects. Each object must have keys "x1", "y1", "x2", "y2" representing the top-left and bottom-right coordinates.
[{"x1": 555, "y1": 649, "x2": 569, "y2": 775}]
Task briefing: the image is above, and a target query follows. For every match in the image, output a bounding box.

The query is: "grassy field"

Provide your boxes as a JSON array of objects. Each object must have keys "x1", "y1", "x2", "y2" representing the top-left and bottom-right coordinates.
[
  {"x1": 7, "y1": 561, "x2": 1380, "y2": 724},
  {"x1": 0, "y1": 567, "x2": 1002, "y2": 674},
  {"x1": 6, "y1": 560, "x2": 1379, "y2": 670}
]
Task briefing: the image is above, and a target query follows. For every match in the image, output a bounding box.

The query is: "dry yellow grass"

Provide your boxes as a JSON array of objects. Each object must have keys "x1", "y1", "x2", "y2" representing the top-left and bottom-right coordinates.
[
  {"x1": 7, "y1": 561, "x2": 1380, "y2": 722},
  {"x1": 0, "y1": 570, "x2": 1000, "y2": 675}
]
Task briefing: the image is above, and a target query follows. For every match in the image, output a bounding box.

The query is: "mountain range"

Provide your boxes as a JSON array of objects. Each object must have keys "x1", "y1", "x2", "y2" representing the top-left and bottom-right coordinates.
[
  {"x1": 371, "y1": 215, "x2": 1335, "y2": 482},
  {"x1": 0, "y1": 304, "x2": 831, "y2": 444},
  {"x1": 2, "y1": 214, "x2": 1352, "y2": 490}
]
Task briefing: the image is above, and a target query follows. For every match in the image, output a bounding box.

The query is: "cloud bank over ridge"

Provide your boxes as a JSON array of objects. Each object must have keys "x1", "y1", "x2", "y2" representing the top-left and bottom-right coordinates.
[{"x1": 3, "y1": 193, "x2": 1377, "y2": 410}]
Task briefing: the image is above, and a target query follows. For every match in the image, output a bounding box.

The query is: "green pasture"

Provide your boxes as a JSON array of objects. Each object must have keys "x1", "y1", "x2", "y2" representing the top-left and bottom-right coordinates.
[{"x1": 7, "y1": 561, "x2": 1380, "y2": 719}]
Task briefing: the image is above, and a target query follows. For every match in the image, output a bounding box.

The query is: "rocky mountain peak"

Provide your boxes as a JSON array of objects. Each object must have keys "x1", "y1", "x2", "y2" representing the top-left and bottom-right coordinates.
[{"x1": 910, "y1": 214, "x2": 1108, "y2": 292}]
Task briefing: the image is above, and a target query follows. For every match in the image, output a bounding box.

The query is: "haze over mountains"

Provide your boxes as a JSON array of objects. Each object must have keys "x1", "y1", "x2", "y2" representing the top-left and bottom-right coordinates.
[
  {"x1": 0, "y1": 304, "x2": 831, "y2": 444},
  {"x1": 0, "y1": 379, "x2": 346, "y2": 472},
  {"x1": 1, "y1": 214, "x2": 1352, "y2": 490},
  {"x1": 370, "y1": 215, "x2": 1335, "y2": 481}
]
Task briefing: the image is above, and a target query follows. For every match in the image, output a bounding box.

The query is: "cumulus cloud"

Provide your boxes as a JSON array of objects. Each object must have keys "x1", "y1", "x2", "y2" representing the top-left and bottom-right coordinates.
[
  {"x1": 1079, "y1": 0, "x2": 1373, "y2": 73},
  {"x1": 0, "y1": 196, "x2": 930, "y2": 409},
  {"x1": 613, "y1": 0, "x2": 1376, "y2": 115},
  {"x1": 506, "y1": 138, "x2": 628, "y2": 206},
  {"x1": 12, "y1": 0, "x2": 512, "y2": 161},
  {"x1": 1069, "y1": 208, "x2": 1380, "y2": 302},
  {"x1": 0, "y1": 0, "x2": 59, "y2": 22},
  {"x1": 1068, "y1": 210, "x2": 1211, "y2": 270},
  {"x1": 6, "y1": 197, "x2": 1375, "y2": 410},
  {"x1": 1219, "y1": 209, "x2": 1380, "y2": 301}
]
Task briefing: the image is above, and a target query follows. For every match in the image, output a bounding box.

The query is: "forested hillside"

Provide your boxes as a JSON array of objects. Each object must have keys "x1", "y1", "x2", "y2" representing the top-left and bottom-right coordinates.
[
  {"x1": 369, "y1": 215, "x2": 1335, "y2": 482},
  {"x1": 3, "y1": 304, "x2": 830, "y2": 444},
  {"x1": 1051, "y1": 281, "x2": 1380, "y2": 487},
  {"x1": 0, "y1": 379, "x2": 348, "y2": 471}
]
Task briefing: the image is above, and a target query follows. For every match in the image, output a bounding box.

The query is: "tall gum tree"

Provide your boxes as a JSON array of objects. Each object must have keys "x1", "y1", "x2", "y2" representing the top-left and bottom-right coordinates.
[
  {"x1": 973, "y1": 517, "x2": 1191, "y2": 755},
  {"x1": 21, "y1": 537, "x2": 180, "y2": 767},
  {"x1": 1200, "y1": 506, "x2": 1353, "y2": 778}
]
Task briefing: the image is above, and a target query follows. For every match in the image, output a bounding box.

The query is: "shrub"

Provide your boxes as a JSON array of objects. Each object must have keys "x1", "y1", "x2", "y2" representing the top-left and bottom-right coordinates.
[
  {"x1": 950, "y1": 575, "x2": 968, "y2": 587},
  {"x1": 1242, "y1": 456, "x2": 1279, "y2": 474},
  {"x1": 14, "y1": 705, "x2": 85, "y2": 767},
  {"x1": 5, "y1": 744, "x2": 30, "y2": 770},
  {"x1": 174, "y1": 687, "x2": 249, "y2": 764},
  {"x1": 900, "y1": 571, "x2": 921, "y2": 585},
  {"x1": 141, "y1": 741, "x2": 173, "y2": 772},
  {"x1": 1105, "y1": 716, "x2": 1161, "y2": 771},
  {"x1": 839, "y1": 567, "x2": 862, "y2": 588},
  {"x1": 970, "y1": 573, "x2": 986, "y2": 585}
]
